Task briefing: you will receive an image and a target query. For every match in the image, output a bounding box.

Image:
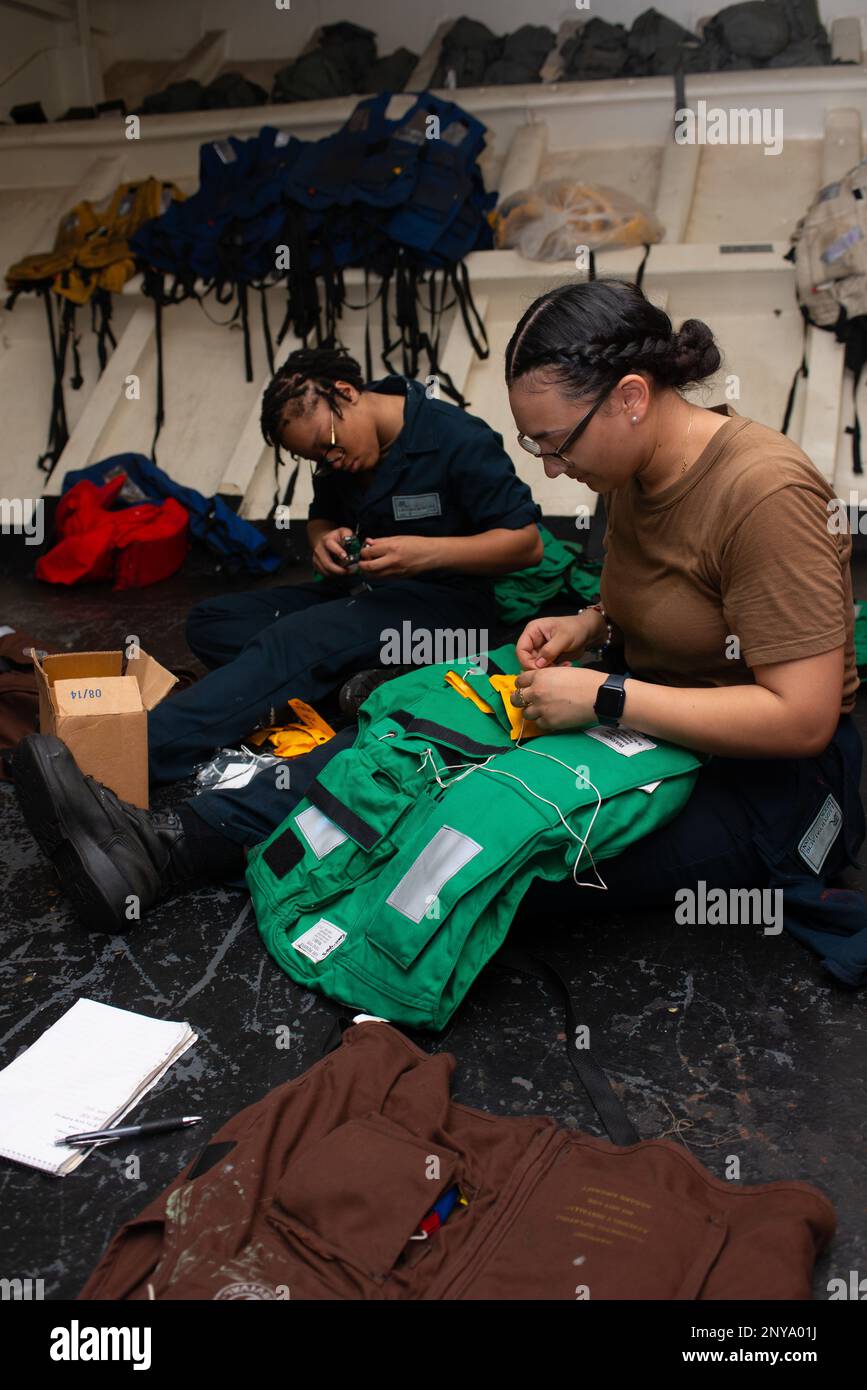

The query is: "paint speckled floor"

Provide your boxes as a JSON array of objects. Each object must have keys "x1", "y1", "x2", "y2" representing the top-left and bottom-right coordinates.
[{"x1": 1, "y1": 544, "x2": 865, "y2": 1299}]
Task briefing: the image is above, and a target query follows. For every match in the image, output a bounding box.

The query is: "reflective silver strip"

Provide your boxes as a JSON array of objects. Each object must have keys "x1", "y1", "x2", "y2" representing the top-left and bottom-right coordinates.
[
  {"x1": 386, "y1": 825, "x2": 483, "y2": 923},
  {"x1": 295, "y1": 805, "x2": 348, "y2": 859}
]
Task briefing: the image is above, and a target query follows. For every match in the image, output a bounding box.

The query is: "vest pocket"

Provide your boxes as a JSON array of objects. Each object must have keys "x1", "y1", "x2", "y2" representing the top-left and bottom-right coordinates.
[
  {"x1": 266, "y1": 1115, "x2": 459, "y2": 1281},
  {"x1": 365, "y1": 822, "x2": 489, "y2": 968}
]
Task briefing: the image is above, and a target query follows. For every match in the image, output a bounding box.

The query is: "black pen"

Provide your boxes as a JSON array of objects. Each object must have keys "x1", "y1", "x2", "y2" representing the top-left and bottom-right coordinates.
[{"x1": 58, "y1": 1116, "x2": 203, "y2": 1146}]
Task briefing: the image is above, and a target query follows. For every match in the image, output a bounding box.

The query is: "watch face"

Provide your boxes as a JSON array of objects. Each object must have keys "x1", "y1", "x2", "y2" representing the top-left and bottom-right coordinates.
[{"x1": 595, "y1": 678, "x2": 626, "y2": 720}]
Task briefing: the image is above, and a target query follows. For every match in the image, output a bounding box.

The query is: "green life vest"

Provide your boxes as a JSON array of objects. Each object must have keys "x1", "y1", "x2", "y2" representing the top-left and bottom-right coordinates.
[
  {"x1": 247, "y1": 644, "x2": 702, "y2": 1029},
  {"x1": 493, "y1": 525, "x2": 603, "y2": 625}
]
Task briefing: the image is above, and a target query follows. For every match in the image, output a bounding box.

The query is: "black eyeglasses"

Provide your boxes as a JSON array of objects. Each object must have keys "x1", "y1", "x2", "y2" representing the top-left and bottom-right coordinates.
[{"x1": 517, "y1": 388, "x2": 611, "y2": 465}]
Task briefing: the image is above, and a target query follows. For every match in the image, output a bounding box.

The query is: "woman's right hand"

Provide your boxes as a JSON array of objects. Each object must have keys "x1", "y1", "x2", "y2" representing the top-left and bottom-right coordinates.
[
  {"x1": 312, "y1": 527, "x2": 354, "y2": 577},
  {"x1": 516, "y1": 610, "x2": 607, "y2": 671}
]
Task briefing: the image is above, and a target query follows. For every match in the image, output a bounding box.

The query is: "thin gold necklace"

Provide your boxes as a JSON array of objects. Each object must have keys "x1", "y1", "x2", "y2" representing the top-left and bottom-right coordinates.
[{"x1": 680, "y1": 406, "x2": 695, "y2": 474}]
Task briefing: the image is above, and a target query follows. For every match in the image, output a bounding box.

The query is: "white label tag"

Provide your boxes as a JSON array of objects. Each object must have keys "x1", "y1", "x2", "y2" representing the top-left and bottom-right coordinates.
[
  {"x1": 798, "y1": 794, "x2": 843, "y2": 874},
  {"x1": 292, "y1": 919, "x2": 346, "y2": 963},
  {"x1": 585, "y1": 726, "x2": 657, "y2": 756},
  {"x1": 638, "y1": 780, "x2": 662, "y2": 794}
]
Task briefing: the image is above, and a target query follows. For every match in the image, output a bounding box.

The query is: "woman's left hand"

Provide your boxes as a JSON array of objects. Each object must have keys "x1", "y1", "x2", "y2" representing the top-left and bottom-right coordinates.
[{"x1": 511, "y1": 667, "x2": 607, "y2": 731}]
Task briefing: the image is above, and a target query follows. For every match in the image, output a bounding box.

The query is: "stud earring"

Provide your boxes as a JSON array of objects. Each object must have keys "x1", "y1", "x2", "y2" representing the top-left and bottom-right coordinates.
[{"x1": 631, "y1": 415, "x2": 639, "y2": 424}]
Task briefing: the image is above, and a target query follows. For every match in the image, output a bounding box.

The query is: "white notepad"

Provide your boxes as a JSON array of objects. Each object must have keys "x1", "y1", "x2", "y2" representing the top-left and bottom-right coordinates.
[{"x1": 0, "y1": 998, "x2": 197, "y2": 1176}]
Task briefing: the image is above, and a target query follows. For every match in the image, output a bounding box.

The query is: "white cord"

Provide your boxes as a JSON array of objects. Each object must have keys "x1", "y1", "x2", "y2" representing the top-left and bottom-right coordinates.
[{"x1": 419, "y1": 742, "x2": 609, "y2": 890}]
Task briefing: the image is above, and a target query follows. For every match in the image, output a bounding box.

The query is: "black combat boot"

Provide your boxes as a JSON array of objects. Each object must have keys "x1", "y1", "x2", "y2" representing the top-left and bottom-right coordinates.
[
  {"x1": 11, "y1": 734, "x2": 220, "y2": 931},
  {"x1": 338, "y1": 665, "x2": 409, "y2": 718}
]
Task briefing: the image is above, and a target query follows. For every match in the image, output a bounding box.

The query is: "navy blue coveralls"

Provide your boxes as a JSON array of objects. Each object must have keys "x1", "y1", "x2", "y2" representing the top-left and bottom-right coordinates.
[{"x1": 148, "y1": 376, "x2": 540, "y2": 783}]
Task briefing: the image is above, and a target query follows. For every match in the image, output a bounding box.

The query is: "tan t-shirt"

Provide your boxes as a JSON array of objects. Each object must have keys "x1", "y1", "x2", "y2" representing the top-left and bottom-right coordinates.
[{"x1": 600, "y1": 404, "x2": 858, "y2": 714}]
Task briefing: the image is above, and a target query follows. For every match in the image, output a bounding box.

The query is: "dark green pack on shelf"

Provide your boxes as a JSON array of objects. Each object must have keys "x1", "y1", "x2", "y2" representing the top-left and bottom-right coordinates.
[{"x1": 247, "y1": 643, "x2": 701, "y2": 1029}]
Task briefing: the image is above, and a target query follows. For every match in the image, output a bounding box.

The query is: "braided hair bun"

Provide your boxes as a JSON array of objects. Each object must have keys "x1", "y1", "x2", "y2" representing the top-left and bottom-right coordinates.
[
  {"x1": 669, "y1": 319, "x2": 720, "y2": 387},
  {"x1": 505, "y1": 278, "x2": 721, "y2": 399}
]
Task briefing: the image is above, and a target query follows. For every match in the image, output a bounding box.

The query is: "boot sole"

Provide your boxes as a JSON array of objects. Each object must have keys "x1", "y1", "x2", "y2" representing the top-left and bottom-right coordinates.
[{"x1": 14, "y1": 737, "x2": 135, "y2": 933}]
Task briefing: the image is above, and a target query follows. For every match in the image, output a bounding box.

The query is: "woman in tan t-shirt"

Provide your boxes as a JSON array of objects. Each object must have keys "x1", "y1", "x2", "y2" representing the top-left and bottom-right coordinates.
[{"x1": 506, "y1": 277, "x2": 866, "y2": 972}]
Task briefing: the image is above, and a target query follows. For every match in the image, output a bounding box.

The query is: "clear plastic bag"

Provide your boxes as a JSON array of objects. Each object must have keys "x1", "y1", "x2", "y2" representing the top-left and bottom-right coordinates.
[
  {"x1": 494, "y1": 179, "x2": 664, "y2": 261},
  {"x1": 193, "y1": 747, "x2": 281, "y2": 793}
]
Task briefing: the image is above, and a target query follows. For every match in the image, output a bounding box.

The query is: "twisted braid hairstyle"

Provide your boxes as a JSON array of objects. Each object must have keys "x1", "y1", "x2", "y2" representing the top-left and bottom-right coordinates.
[
  {"x1": 260, "y1": 347, "x2": 366, "y2": 451},
  {"x1": 505, "y1": 278, "x2": 720, "y2": 404}
]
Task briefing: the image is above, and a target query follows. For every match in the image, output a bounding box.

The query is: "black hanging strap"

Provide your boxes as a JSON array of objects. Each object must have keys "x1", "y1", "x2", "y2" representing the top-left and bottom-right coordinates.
[
  {"x1": 91, "y1": 288, "x2": 118, "y2": 374},
  {"x1": 494, "y1": 944, "x2": 640, "y2": 1147},
  {"x1": 673, "y1": 59, "x2": 686, "y2": 130},
  {"x1": 363, "y1": 268, "x2": 374, "y2": 381},
  {"x1": 36, "y1": 288, "x2": 71, "y2": 475},
  {"x1": 635, "y1": 243, "x2": 651, "y2": 290},
  {"x1": 841, "y1": 315, "x2": 867, "y2": 477},
  {"x1": 259, "y1": 285, "x2": 275, "y2": 377},
  {"x1": 66, "y1": 300, "x2": 83, "y2": 391},
  {"x1": 448, "y1": 260, "x2": 489, "y2": 361},
  {"x1": 148, "y1": 271, "x2": 166, "y2": 460},
  {"x1": 237, "y1": 281, "x2": 253, "y2": 382},
  {"x1": 781, "y1": 315, "x2": 809, "y2": 439}
]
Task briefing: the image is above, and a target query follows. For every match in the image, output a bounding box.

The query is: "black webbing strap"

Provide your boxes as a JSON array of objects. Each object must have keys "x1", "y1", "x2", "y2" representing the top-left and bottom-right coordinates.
[
  {"x1": 91, "y1": 288, "x2": 117, "y2": 374},
  {"x1": 673, "y1": 60, "x2": 686, "y2": 130},
  {"x1": 495, "y1": 945, "x2": 640, "y2": 1146},
  {"x1": 635, "y1": 243, "x2": 651, "y2": 290},
  {"x1": 449, "y1": 260, "x2": 489, "y2": 361},
  {"x1": 259, "y1": 285, "x2": 275, "y2": 377},
  {"x1": 847, "y1": 411, "x2": 863, "y2": 477},
  {"x1": 319, "y1": 1013, "x2": 358, "y2": 1057},
  {"x1": 363, "y1": 268, "x2": 374, "y2": 381},
  {"x1": 237, "y1": 281, "x2": 253, "y2": 382},
  {"x1": 149, "y1": 273, "x2": 166, "y2": 460},
  {"x1": 305, "y1": 780, "x2": 381, "y2": 850},
  {"x1": 36, "y1": 286, "x2": 70, "y2": 474},
  {"x1": 841, "y1": 314, "x2": 867, "y2": 477},
  {"x1": 389, "y1": 708, "x2": 513, "y2": 759},
  {"x1": 66, "y1": 300, "x2": 83, "y2": 391},
  {"x1": 781, "y1": 305, "x2": 809, "y2": 439}
]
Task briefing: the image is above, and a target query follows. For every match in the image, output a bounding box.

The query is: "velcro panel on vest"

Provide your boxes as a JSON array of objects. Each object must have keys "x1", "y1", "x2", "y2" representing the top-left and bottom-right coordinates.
[
  {"x1": 263, "y1": 825, "x2": 305, "y2": 879},
  {"x1": 254, "y1": 741, "x2": 423, "y2": 885}
]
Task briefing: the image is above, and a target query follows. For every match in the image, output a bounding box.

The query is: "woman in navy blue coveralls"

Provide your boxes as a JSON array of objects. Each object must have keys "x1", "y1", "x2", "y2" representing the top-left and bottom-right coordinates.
[{"x1": 147, "y1": 347, "x2": 542, "y2": 783}]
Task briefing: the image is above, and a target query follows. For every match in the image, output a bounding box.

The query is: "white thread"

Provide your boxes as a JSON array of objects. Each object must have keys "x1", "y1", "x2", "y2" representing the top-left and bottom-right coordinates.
[
  {"x1": 514, "y1": 717, "x2": 607, "y2": 887},
  {"x1": 419, "y1": 742, "x2": 608, "y2": 890}
]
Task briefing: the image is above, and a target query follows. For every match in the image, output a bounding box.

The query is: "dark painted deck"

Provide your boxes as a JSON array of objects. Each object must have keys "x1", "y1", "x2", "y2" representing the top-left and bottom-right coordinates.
[{"x1": 1, "y1": 543, "x2": 865, "y2": 1299}]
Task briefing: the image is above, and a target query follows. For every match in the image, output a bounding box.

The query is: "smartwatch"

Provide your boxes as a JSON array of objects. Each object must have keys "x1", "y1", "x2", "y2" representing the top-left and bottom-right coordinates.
[{"x1": 593, "y1": 673, "x2": 628, "y2": 727}]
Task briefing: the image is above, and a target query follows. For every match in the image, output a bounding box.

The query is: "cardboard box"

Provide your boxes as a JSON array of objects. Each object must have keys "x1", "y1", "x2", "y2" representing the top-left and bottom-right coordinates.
[{"x1": 34, "y1": 650, "x2": 177, "y2": 809}]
